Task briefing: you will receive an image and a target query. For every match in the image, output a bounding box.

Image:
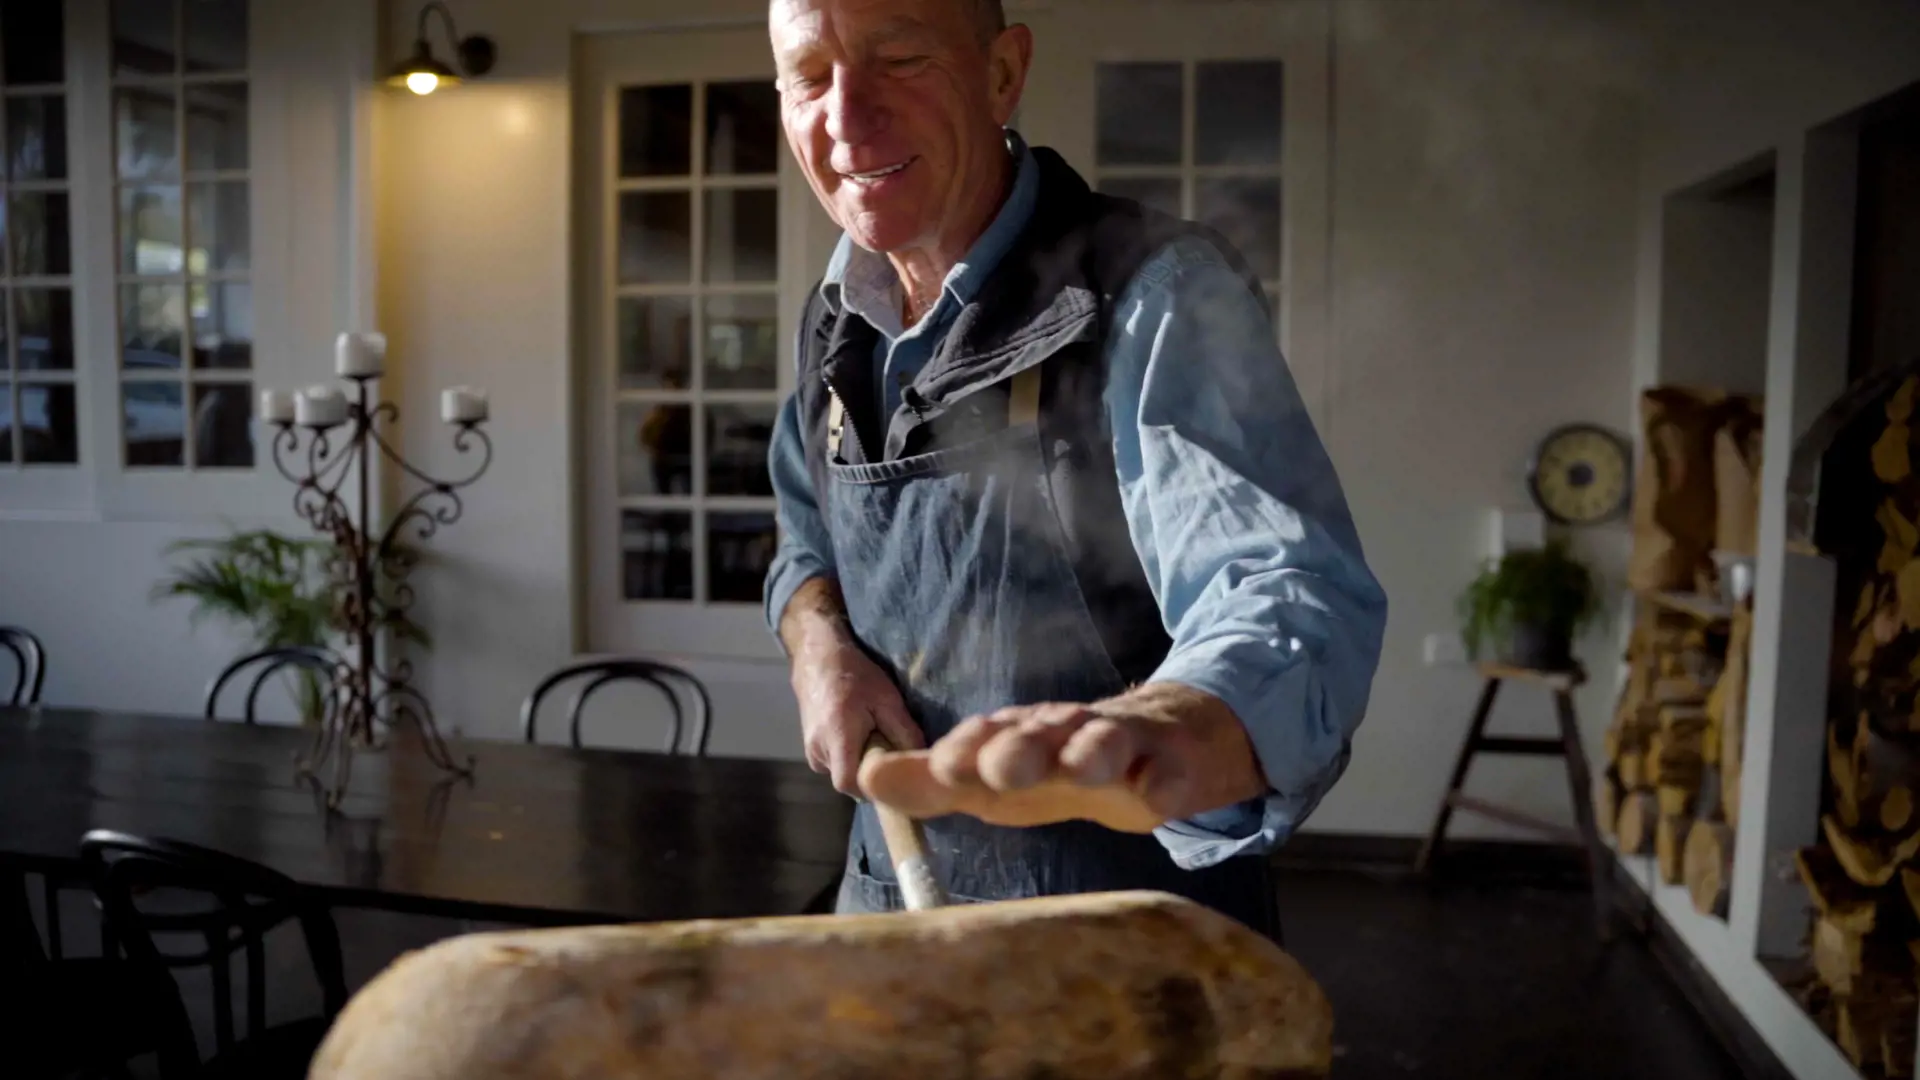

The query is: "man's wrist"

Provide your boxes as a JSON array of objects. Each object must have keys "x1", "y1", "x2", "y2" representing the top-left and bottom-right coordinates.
[
  {"x1": 777, "y1": 575, "x2": 858, "y2": 662},
  {"x1": 1097, "y1": 681, "x2": 1269, "y2": 814}
]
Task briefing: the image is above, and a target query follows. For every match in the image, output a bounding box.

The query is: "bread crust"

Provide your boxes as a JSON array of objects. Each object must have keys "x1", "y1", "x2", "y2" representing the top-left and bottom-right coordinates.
[{"x1": 309, "y1": 890, "x2": 1332, "y2": 1079}]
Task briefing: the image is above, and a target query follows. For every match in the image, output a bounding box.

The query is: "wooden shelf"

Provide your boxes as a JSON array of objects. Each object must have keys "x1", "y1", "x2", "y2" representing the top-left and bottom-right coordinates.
[{"x1": 1644, "y1": 590, "x2": 1734, "y2": 624}]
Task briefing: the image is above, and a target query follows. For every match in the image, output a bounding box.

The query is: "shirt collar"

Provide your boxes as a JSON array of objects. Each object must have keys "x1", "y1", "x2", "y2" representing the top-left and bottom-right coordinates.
[{"x1": 820, "y1": 129, "x2": 1040, "y2": 337}]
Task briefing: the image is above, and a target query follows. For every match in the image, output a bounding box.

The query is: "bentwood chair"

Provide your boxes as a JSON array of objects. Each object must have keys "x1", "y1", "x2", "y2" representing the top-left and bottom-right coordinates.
[
  {"x1": 1, "y1": 625, "x2": 47, "y2": 706},
  {"x1": 204, "y1": 645, "x2": 341, "y2": 724},
  {"x1": 521, "y1": 657, "x2": 713, "y2": 754},
  {"x1": 80, "y1": 830, "x2": 348, "y2": 1080}
]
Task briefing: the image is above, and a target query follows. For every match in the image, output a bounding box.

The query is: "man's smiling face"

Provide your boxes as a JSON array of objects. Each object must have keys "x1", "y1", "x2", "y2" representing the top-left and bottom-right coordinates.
[{"x1": 770, "y1": 0, "x2": 1025, "y2": 255}]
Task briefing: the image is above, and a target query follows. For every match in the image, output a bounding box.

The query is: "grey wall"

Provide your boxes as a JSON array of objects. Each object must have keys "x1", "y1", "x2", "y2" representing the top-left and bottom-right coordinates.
[
  {"x1": 1658, "y1": 174, "x2": 1777, "y2": 396},
  {"x1": 1309, "y1": 0, "x2": 1642, "y2": 836}
]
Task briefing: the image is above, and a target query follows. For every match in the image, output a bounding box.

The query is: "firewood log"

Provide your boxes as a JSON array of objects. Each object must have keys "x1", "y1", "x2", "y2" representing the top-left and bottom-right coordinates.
[
  {"x1": 1902, "y1": 867, "x2": 1920, "y2": 923},
  {"x1": 1720, "y1": 606, "x2": 1751, "y2": 826},
  {"x1": 1887, "y1": 785, "x2": 1916, "y2": 833},
  {"x1": 1834, "y1": 722, "x2": 1864, "y2": 829},
  {"x1": 1657, "y1": 784, "x2": 1695, "y2": 819},
  {"x1": 307, "y1": 892, "x2": 1336, "y2": 1080},
  {"x1": 1824, "y1": 815, "x2": 1920, "y2": 888},
  {"x1": 1840, "y1": 998, "x2": 1884, "y2": 1071},
  {"x1": 1656, "y1": 816, "x2": 1690, "y2": 885},
  {"x1": 1797, "y1": 846, "x2": 1883, "y2": 936},
  {"x1": 1604, "y1": 721, "x2": 1648, "y2": 765},
  {"x1": 1658, "y1": 704, "x2": 1709, "y2": 736},
  {"x1": 1619, "y1": 751, "x2": 1645, "y2": 789},
  {"x1": 1683, "y1": 821, "x2": 1734, "y2": 917},
  {"x1": 1837, "y1": 983, "x2": 1919, "y2": 1072},
  {"x1": 1595, "y1": 773, "x2": 1621, "y2": 841},
  {"x1": 1885, "y1": 1023, "x2": 1915, "y2": 1080},
  {"x1": 1653, "y1": 677, "x2": 1706, "y2": 706},
  {"x1": 1647, "y1": 737, "x2": 1705, "y2": 787},
  {"x1": 1813, "y1": 920, "x2": 1912, "y2": 997},
  {"x1": 1618, "y1": 791, "x2": 1657, "y2": 855}
]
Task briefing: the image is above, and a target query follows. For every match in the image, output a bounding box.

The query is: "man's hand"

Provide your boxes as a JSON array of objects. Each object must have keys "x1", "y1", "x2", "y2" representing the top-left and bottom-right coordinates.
[
  {"x1": 857, "y1": 683, "x2": 1267, "y2": 833},
  {"x1": 780, "y1": 577, "x2": 924, "y2": 795}
]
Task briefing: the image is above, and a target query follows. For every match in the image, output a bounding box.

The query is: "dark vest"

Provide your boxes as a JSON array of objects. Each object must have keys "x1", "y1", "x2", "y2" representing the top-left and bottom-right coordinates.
[{"x1": 794, "y1": 146, "x2": 1269, "y2": 685}]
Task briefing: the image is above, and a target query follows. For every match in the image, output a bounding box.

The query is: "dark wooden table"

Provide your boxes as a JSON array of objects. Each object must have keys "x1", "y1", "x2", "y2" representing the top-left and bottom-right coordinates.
[{"x1": 0, "y1": 707, "x2": 854, "y2": 926}]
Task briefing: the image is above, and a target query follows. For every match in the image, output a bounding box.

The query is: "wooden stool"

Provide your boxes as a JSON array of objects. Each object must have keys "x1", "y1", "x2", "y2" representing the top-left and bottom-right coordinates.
[{"x1": 1416, "y1": 662, "x2": 1614, "y2": 937}]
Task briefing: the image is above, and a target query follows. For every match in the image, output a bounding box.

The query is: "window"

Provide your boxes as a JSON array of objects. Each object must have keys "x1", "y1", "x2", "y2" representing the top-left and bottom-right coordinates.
[
  {"x1": 111, "y1": 0, "x2": 252, "y2": 469},
  {"x1": 1092, "y1": 59, "x2": 1285, "y2": 319},
  {"x1": 0, "y1": 1, "x2": 77, "y2": 468},
  {"x1": 611, "y1": 79, "x2": 782, "y2": 604}
]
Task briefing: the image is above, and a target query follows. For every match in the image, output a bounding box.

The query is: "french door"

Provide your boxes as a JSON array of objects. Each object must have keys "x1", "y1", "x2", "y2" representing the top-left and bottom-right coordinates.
[{"x1": 577, "y1": 27, "x2": 837, "y2": 666}]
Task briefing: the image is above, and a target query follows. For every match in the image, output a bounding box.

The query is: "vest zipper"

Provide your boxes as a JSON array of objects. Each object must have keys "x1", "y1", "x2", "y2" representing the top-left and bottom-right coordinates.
[{"x1": 822, "y1": 373, "x2": 869, "y2": 462}]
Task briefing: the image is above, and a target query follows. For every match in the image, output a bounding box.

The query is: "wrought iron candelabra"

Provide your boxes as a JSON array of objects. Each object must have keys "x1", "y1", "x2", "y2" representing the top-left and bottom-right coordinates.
[{"x1": 262, "y1": 332, "x2": 491, "y2": 807}]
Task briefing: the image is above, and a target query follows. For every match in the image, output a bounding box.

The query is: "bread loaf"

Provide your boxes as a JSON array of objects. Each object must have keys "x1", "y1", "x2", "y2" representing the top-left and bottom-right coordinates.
[{"x1": 309, "y1": 890, "x2": 1332, "y2": 1080}]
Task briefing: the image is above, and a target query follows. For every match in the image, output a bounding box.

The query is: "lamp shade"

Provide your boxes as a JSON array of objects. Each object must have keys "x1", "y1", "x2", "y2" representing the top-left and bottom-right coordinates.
[{"x1": 386, "y1": 38, "x2": 461, "y2": 95}]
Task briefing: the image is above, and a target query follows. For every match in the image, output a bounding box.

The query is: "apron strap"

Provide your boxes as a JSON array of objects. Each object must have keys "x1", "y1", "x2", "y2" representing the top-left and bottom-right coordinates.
[
  {"x1": 830, "y1": 367, "x2": 1041, "y2": 460},
  {"x1": 1008, "y1": 367, "x2": 1042, "y2": 427}
]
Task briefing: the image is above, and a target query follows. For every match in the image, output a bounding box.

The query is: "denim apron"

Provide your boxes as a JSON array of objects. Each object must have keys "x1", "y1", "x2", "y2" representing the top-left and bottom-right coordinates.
[{"x1": 824, "y1": 367, "x2": 1279, "y2": 942}]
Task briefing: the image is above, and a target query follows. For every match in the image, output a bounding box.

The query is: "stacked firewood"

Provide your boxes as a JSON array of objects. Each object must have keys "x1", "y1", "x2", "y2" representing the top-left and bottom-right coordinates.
[
  {"x1": 1796, "y1": 377, "x2": 1920, "y2": 1075},
  {"x1": 1597, "y1": 597, "x2": 1746, "y2": 918}
]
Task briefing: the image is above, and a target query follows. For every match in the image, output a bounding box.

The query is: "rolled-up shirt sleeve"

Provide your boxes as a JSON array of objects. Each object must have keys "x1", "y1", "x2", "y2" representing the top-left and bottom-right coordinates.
[
  {"x1": 1104, "y1": 239, "x2": 1389, "y2": 870},
  {"x1": 763, "y1": 390, "x2": 838, "y2": 639}
]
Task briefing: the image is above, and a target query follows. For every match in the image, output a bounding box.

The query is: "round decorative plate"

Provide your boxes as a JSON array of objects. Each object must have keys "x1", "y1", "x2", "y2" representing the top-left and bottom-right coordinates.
[{"x1": 1527, "y1": 423, "x2": 1632, "y2": 526}]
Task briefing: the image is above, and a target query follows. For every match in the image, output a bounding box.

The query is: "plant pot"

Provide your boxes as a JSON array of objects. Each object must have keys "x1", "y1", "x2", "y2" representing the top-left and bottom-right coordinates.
[{"x1": 1505, "y1": 621, "x2": 1574, "y2": 672}]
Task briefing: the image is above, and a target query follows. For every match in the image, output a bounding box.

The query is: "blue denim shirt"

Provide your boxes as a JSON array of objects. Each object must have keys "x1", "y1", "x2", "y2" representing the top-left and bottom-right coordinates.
[{"x1": 765, "y1": 133, "x2": 1387, "y2": 868}]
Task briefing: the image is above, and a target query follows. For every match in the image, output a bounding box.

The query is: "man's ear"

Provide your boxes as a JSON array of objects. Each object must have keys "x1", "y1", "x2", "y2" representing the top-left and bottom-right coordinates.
[{"x1": 987, "y1": 23, "x2": 1034, "y2": 126}]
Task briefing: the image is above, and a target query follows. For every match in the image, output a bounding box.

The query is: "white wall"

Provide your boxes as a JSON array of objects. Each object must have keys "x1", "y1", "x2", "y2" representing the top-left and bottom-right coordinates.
[
  {"x1": 0, "y1": 518, "x2": 258, "y2": 712},
  {"x1": 1308, "y1": 0, "x2": 1643, "y2": 837}
]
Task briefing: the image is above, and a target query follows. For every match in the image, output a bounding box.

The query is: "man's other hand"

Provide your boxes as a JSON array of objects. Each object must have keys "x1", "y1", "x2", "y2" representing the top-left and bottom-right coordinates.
[
  {"x1": 857, "y1": 684, "x2": 1266, "y2": 833},
  {"x1": 793, "y1": 642, "x2": 925, "y2": 796}
]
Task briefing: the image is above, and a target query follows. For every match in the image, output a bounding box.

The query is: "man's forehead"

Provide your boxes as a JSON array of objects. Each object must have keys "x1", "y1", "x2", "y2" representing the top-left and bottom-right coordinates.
[{"x1": 770, "y1": 0, "x2": 959, "y2": 52}]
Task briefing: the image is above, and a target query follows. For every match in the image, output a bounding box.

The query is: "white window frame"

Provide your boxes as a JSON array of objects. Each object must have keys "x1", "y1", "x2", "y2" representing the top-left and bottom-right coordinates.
[
  {"x1": 0, "y1": 0, "x2": 372, "y2": 524},
  {"x1": 109, "y1": 1, "x2": 254, "y2": 474},
  {"x1": 1089, "y1": 58, "x2": 1287, "y2": 338},
  {"x1": 608, "y1": 77, "x2": 784, "y2": 607},
  {"x1": 1015, "y1": 0, "x2": 1334, "y2": 429}
]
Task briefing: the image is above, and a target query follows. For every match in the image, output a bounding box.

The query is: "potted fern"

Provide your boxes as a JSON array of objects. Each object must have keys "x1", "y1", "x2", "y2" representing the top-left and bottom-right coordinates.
[
  {"x1": 1457, "y1": 539, "x2": 1602, "y2": 672},
  {"x1": 153, "y1": 528, "x2": 430, "y2": 724}
]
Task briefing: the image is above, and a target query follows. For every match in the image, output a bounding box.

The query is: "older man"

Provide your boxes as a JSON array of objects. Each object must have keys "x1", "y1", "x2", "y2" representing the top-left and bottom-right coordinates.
[{"x1": 763, "y1": 0, "x2": 1387, "y2": 937}]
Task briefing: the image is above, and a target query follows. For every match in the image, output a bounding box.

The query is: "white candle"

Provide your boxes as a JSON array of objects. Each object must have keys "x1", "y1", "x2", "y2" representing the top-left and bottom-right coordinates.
[
  {"x1": 441, "y1": 386, "x2": 488, "y2": 424},
  {"x1": 259, "y1": 389, "x2": 296, "y2": 424},
  {"x1": 335, "y1": 331, "x2": 386, "y2": 378},
  {"x1": 295, "y1": 385, "x2": 349, "y2": 428}
]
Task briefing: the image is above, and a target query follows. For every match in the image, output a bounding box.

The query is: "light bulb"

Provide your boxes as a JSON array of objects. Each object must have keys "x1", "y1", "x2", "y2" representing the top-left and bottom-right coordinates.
[{"x1": 406, "y1": 70, "x2": 440, "y2": 95}]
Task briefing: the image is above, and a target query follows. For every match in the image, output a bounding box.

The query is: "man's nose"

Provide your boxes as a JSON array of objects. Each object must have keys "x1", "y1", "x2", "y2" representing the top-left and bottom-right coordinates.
[{"x1": 823, "y1": 66, "x2": 889, "y2": 145}]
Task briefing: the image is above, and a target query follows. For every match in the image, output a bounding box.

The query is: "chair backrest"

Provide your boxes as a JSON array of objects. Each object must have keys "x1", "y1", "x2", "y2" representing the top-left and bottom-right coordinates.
[
  {"x1": 79, "y1": 830, "x2": 348, "y2": 1065},
  {"x1": 0, "y1": 625, "x2": 46, "y2": 706},
  {"x1": 521, "y1": 658, "x2": 713, "y2": 754},
  {"x1": 204, "y1": 645, "x2": 339, "y2": 724}
]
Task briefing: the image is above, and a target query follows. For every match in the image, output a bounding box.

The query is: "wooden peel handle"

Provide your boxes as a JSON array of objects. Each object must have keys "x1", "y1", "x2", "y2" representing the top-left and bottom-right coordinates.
[{"x1": 860, "y1": 732, "x2": 948, "y2": 910}]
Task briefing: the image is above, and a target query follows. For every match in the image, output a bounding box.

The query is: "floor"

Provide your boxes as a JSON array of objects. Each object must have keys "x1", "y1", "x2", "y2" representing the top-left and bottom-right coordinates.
[
  {"x1": 1275, "y1": 865, "x2": 1748, "y2": 1080},
  {"x1": 25, "y1": 864, "x2": 1750, "y2": 1079}
]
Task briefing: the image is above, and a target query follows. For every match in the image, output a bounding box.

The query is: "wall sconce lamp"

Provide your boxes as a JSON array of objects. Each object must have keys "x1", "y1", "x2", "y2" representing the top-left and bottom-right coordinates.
[{"x1": 387, "y1": 2, "x2": 496, "y2": 95}]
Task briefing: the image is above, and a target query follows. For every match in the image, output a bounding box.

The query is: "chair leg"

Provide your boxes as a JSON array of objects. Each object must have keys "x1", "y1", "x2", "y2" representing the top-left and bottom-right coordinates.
[
  {"x1": 1416, "y1": 677, "x2": 1502, "y2": 875},
  {"x1": 43, "y1": 875, "x2": 62, "y2": 960},
  {"x1": 1555, "y1": 688, "x2": 1614, "y2": 939}
]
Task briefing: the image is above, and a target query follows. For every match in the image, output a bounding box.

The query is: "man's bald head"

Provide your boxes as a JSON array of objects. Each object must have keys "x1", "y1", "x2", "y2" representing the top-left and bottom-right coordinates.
[{"x1": 970, "y1": 0, "x2": 1006, "y2": 43}]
